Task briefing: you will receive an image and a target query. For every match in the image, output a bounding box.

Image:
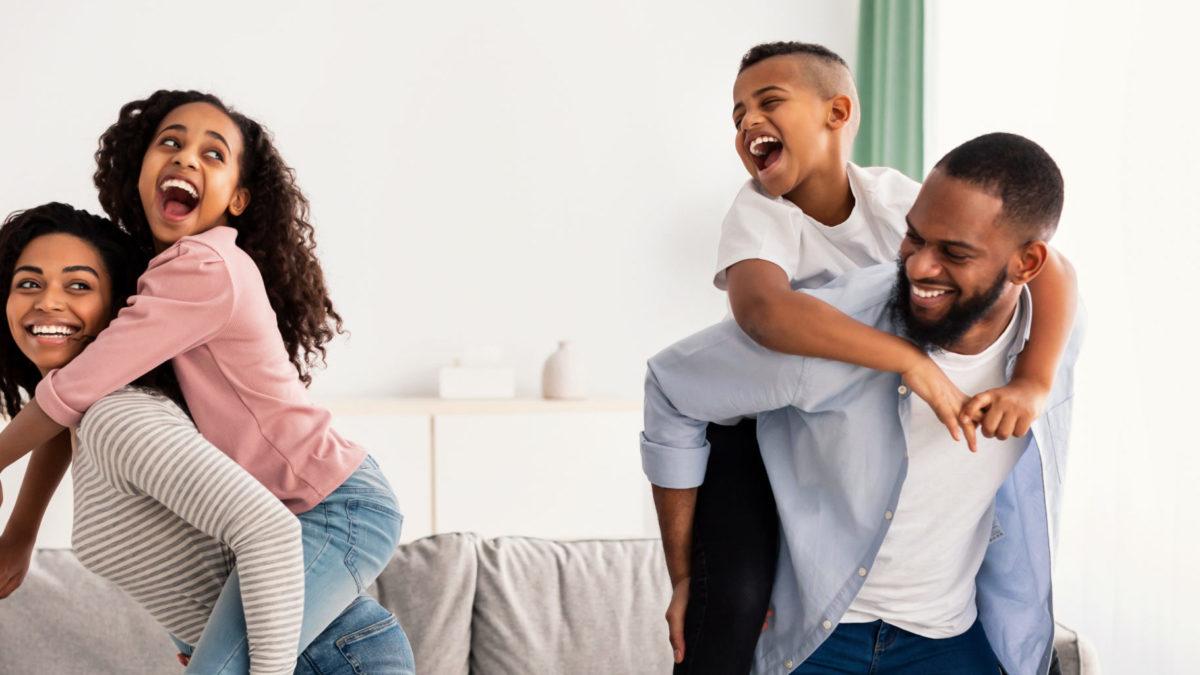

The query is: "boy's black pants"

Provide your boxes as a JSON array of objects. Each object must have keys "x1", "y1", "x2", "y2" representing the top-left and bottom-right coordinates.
[{"x1": 674, "y1": 418, "x2": 778, "y2": 675}]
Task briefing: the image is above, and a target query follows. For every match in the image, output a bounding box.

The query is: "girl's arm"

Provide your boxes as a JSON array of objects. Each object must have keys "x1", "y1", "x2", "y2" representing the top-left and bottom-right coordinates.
[
  {"x1": 0, "y1": 241, "x2": 234, "y2": 475},
  {"x1": 963, "y1": 248, "x2": 1077, "y2": 439},
  {"x1": 726, "y1": 259, "x2": 977, "y2": 448},
  {"x1": 79, "y1": 390, "x2": 303, "y2": 675},
  {"x1": 0, "y1": 431, "x2": 71, "y2": 597}
]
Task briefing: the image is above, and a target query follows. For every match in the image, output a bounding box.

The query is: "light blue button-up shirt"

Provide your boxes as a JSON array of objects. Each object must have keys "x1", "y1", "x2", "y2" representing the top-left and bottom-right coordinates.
[{"x1": 641, "y1": 263, "x2": 1083, "y2": 675}]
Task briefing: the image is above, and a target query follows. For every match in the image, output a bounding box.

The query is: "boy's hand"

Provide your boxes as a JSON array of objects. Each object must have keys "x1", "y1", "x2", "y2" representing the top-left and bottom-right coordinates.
[
  {"x1": 961, "y1": 377, "x2": 1049, "y2": 441},
  {"x1": 666, "y1": 577, "x2": 689, "y2": 664},
  {"x1": 0, "y1": 532, "x2": 35, "y2": 599},
  {"x1": 902, "y1": 355, "x2": 978, "y2": 451}
]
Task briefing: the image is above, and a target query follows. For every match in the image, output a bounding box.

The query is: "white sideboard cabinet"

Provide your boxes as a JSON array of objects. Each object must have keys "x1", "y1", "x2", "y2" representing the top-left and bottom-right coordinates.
[{"x1": 1, "y1": 399, "x2": 654, "y2": 549}]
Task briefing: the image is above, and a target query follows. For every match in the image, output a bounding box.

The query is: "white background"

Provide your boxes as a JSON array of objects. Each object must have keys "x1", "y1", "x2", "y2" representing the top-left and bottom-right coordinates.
[
  {"x1": 2, "y1": 1, "x2": 1196, "y2": 672},
  {"x1": 928, "y1": 1, "x2": 1200, "y2": 672},
  {"x1": 0, "y1": 0, "x2": 857, "y2": 400}
]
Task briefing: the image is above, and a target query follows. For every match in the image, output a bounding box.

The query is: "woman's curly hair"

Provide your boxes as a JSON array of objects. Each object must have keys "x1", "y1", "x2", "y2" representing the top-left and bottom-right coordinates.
[
  {"x1": 94, "y1": 90, "x2": 344, "y2": 387},
  {"x1": 0, "y1": 203, "x2": 185, "y2": 418}
]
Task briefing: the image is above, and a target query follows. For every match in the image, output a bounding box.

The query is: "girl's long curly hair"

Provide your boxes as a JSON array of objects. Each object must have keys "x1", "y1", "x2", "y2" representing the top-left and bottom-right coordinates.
[
  {"x1": 0, "y1": 203, "x2": 185, "y2": 418},
  {"x1": 94, "y1": 90, "x2": 343, "y2": 386}
]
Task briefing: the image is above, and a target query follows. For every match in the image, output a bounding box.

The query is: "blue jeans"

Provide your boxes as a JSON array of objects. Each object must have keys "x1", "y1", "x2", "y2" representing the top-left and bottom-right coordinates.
[
  {"x1": 172, "y1": 596, "x2": 415, "y2": 674},
  {"x1": 790, "y1": 619, "x2": 1001, "y2": 674},
  {"x1": 184, "y1": 455, "x2": 405, "y2": 673},
  {"x1": 294, "y1": 596, "x2": 415, "y2": 674}
]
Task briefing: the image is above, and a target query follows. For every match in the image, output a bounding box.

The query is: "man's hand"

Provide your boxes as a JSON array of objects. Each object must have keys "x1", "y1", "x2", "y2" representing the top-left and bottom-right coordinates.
[
  {"x1": 176, "y1": 653, "x2": 190, "y2": 667},
  {"x1": 666, "y1": 576, "x2": 689, "y2": 664},
  {"x1": 0, "y1": 532, "x2": 34, "y2": 599},
  {"x1": 902, "y1": 354, "x2": 978, "y2": 451},
  {"x1": 961, "y1": 377, "x2": 1050, "y2": 442}
]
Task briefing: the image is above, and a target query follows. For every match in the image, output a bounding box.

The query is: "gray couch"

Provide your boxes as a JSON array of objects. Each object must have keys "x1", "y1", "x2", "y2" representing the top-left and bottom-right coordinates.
[{"x1": 0, "y1": 534, "x2": 1098, "y2": 674}]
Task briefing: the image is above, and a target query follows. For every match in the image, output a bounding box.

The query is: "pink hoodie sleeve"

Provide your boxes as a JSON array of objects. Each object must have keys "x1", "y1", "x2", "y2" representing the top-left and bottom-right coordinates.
[{"x1": 35, "y1": 240, "x2": 236, "y2": 427}]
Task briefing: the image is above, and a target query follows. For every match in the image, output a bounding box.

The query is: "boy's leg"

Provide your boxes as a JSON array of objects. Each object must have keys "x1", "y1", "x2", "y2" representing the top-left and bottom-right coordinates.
[
  {"x1": 185, "y1": 456, "x2": 404, "y2": 674},
  {"x1": 676, "y1": 418, "x2": 780, "y2": 675}
]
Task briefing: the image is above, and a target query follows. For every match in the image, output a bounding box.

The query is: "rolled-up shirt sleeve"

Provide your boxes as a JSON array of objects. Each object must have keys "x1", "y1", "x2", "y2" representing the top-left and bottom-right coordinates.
[
  {"x1": 640, "y1": 320, "x2": 808, "y2": 488},
  {"x1": 35, "y1": 241, "x2": 236, "y2": 427}
]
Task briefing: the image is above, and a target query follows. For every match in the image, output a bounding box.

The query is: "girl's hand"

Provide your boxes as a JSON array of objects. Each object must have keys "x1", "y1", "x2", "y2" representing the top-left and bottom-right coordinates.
[
  {"x1": 0, "y1": 532, "x2": 35, "y2": 599},
  {"x1": 961, "y1": 377, "x2": 1050, "y2": 442},
  {"x1": 902, "y1": 355, "x2": 978, "y2": 451}
]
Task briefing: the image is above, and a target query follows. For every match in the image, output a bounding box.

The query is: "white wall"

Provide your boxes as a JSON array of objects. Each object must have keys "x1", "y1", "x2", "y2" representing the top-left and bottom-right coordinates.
[
  {"x1": 928, "y1": 2, "x2": 1200, "y2": 672},
  {"x1": 0, "y1": 0, "x2": 858, "y2": 399}
]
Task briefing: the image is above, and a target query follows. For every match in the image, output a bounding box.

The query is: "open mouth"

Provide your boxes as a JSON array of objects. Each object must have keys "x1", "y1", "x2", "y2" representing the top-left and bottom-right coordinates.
[
  {"x1": 909, "y1": 282, "x2": 956, "y2": 309},
  {"x1": 748, "y1": 135, "x2": 784, "y2": 172},
  {"x1": 25, "y1": 323, "x2": 82, "y2": 342},
  {"x1": 159, "y1": 177, "x2": 201, "y2": 220}
]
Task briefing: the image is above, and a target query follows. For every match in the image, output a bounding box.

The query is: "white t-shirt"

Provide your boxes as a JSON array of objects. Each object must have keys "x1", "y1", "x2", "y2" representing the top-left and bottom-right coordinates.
[
  {"x1": 713, "y1": 163, "x2": 920, "y2": 291},
  {"x1": 841, "y1": 307, "x2": 1027, "y2": 638}
]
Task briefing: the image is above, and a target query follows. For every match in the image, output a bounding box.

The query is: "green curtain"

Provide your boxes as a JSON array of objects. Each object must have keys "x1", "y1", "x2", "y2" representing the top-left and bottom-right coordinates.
[{"x1": 853, "y1": 0, "x2": 924, "y2": 180}]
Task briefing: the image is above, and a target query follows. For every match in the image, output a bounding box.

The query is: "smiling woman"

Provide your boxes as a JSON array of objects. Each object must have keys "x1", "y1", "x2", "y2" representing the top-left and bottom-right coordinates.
[
  {"x1": 0, "y1": 202, "x2": 414, "y2": 673},
  {"x1": 8, "y1": 235, "x2": 111, "y2": 365}
]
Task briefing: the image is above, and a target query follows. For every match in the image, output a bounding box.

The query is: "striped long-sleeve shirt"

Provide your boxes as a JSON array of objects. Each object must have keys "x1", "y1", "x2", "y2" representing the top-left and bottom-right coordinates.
[{"x1": 72, "y1": 387, "x2": 305, "y2": 675}]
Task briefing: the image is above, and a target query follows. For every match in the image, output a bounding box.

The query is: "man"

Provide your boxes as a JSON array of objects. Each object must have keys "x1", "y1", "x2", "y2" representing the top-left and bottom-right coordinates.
[{"x1": 644, "y1": 133, "x2": 1081, "y2": 674}]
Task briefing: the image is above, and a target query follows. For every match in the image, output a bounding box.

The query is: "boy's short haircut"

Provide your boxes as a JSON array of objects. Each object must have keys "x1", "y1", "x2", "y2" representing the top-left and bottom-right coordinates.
[
  {"x1": 738, "y1": 41, "x2": 860, "y2": 140},
  {"x1": 739, "y1": 41, "x2": 849, "y2": 74},
  {"x1": 934, "y1": 132, "x2": 1065, "y2": 241}
]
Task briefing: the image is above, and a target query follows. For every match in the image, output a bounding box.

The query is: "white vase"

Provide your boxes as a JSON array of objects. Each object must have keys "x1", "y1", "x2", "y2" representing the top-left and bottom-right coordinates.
[{"x1": 542, "y1": 340, "x2": 586, "y2": 400}]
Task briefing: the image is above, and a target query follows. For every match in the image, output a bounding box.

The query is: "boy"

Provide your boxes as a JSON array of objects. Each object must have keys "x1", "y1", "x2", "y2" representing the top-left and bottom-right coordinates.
[{"x1": 657, "y1": 42, "x2": 1076, "y2": 674}]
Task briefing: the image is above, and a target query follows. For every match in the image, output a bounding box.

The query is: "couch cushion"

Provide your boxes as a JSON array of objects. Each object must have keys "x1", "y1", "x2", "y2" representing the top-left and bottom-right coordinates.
[
  {"x1": 368, "y1": 532, "x2": 478, "y2": 675},
  {"x1": 1, "y1": 549, "x2": 180, "y2": 674},
  {"x1": 471, "y1": 537, "x2": 673, "y2": 674}
]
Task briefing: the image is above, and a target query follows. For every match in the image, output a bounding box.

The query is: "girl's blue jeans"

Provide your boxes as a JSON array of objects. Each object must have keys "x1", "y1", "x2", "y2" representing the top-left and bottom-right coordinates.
[{"x1": 180, "y1": 455, "x2": 407, "y2": 674}]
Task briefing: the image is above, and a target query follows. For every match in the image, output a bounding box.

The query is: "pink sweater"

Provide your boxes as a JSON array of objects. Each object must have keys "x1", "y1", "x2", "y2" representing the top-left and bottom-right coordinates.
[{"x1": 36, "y1": 226, "x2": 364, "y2": 513}]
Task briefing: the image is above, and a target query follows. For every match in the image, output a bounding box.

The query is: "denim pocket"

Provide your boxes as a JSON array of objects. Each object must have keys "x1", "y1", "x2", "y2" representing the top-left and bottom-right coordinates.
[
  {"x1": 343, "y1": 498, "x2": 404, "y2": 593},
  {"x1": 335, "y1": 612, "x2": 415, "y2": 675},
  {"x1": 300, "y1": 502, "x2": 335, "y2": 572}
]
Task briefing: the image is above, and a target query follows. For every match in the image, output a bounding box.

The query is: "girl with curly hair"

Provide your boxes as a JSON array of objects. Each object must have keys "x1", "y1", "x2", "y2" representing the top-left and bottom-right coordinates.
[
  {"x1": 0, "y1": 92, "x2": 407, "y2": 673},
  {"x1": 0, "y1": 203, "x2": 413, "y2": 674}
]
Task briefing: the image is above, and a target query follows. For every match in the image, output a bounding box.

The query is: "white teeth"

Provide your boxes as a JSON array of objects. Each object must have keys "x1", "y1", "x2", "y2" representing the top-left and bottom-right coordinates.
[
  {"x1": 912, "y1": 286, "x2": 949, "y2": 299},
  {"x1": 31, "y1": 325, "x2": 78, "y2": 336},
  {"x1": 159, "y1": 178, "x2": 199, "y2": 199},
  {"x1": 749, "y1": 135, "x2": 781, "y2": 157}
]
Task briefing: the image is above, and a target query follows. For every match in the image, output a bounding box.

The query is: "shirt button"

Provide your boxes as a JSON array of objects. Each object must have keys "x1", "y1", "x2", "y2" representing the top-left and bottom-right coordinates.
[
  {"x1": 858, "y1": 567, "x2": 868, "y2": 577},
  {"x1": 897, "y1": 385, "x2": 909, "y2": 395},
  {"x1": 885, "y1": 510, "x2": 894, "y2": 520},
  {"x1": 822, "y1": 619, "x2": 833, "y2": 630},
  {"x1": 785, "y1": 660, "x2": 794, "y2": 669}
]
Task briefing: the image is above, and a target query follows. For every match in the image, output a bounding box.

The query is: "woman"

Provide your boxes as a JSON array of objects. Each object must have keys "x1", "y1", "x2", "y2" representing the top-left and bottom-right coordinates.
[{"x1": 0, "y1": 202, "x2": 414, "y2": 673}]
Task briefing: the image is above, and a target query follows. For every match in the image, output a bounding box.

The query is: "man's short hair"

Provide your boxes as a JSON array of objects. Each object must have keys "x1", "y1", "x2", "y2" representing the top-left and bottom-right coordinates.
[{"x1": 934, "y1": 133, "x2": 1065, "y2": 241}]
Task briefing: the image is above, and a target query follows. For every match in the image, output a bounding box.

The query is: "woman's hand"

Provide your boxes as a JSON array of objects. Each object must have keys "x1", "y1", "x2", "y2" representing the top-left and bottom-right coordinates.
[
  {"x1": 0, "y1": 531, "x2": 35, "y2": 599},
  {"x1": 902, "y1": 354, "x2": 978, "y2": 451}
]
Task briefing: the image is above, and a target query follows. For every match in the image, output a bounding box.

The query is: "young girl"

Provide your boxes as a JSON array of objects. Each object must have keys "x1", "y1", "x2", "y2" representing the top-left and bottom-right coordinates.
[
  {"x1": 0, "y1": 91, "x2": 405, "y2": 673},
  {"x1": 0, "y1": 203, "x2": 413, "y2": 674},
  {"x1": 0, "y1": 204, "x2": 412, "y2": 672}
]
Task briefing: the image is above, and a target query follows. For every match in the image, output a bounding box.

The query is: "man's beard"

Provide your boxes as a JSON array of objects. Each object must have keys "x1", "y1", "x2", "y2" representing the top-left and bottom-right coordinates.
[{"x1": 888, "y1": 259, "x2": 1009, "y2": 352}]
